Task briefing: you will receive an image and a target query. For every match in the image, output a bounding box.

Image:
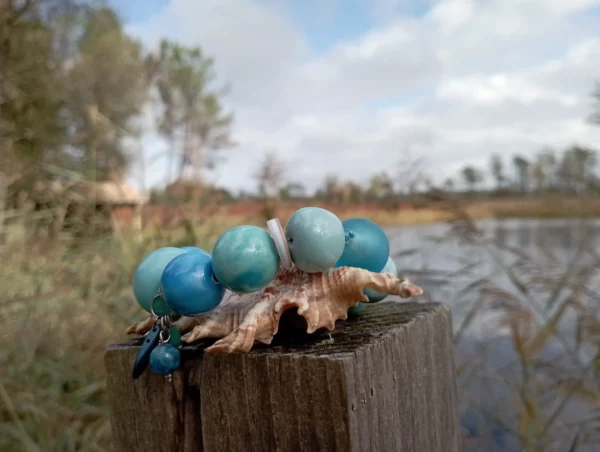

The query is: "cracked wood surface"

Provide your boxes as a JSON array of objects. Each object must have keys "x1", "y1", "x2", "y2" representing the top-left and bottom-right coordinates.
[{"x1": 105, "y1": 301, "x2": 461, "y2": 452}]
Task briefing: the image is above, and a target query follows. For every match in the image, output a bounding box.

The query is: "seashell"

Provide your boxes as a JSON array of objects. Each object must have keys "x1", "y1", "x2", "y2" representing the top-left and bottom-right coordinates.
[{"x1": 126, "y1": 266, "x2": 423, "y2": 354}]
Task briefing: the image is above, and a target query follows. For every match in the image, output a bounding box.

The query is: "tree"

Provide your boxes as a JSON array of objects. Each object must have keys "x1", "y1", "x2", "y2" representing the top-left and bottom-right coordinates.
[
  {"x1": 443, "y1": 178, "x2": 455, "y2": 192},
  {"x1": 590, "y1": 82, "x2": 600, "y2": 125},
  {"x1": 341, "y1": 181, "x2": 363, "y2": 204},
  {"x1": 316, "y1": 175, "x2": 343, "y2": 204},
  {"x1": 367, "y1": 172, "x2": 394, "y2": 203},
  {"x1": 279, "y1": 182, "x2": 306, "y2": 200},
  {"x1": 461, "y1": 166, "x2": 483, "y2": 193},
  {"x1": 558, "y1": 146, "x2": 598, "y2": 194},
  {"x1": 490, "y1": 154, "x2": 505, "y2": 191},
  {"x1": 254, "y1": 151, "x2": 285, "y2": 199},
  {"x1": 254, "y1": 150, "x2": 285, "y2": 220},
  {"x1": 150, "y1": 40, "x2": 234, "y2": 184},
  {"x1": 512, "y1": 155, "x2": 531, "y2": 193},
  {"x1": 0, "y1": 0, "x2": 70, "y2": 191},
  {"x1": 531, "y1": 148, "x2": 557, "y2": 193},
  {"x1": 64, "y1": 7, "x2": 149, "y2": 181}
]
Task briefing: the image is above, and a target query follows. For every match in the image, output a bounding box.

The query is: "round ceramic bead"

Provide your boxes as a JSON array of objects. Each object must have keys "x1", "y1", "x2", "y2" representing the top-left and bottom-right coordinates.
[
  {"x1": 149, "y1": 343, "x2": 180, "y2": 375},
  {"x1": 348, "y1": 302, "x2": 366, "y2": 316},
  {"x1": 212, "y1": 225, "x2": 280, "y2": 293},
  {"x1": 133, "y1": 247, "x2": 186, "y2": 315},
  {"x1": 160, "y1": 251, "x2": 225, "y2": 316},
  {"x1": 284, "y1": 207, "x2": 345, "y2": 273},
  {"x1": 335, "y1": 218, "x2": 390, "y2": 273},
  {"x1": 364, "y1": 256, "x2": 397, "y2": 303}
]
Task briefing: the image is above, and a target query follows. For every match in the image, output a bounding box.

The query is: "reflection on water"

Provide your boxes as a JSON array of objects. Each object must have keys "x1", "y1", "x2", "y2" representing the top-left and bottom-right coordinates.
[
  {"x1": 384, "y1": 218, "x2": 600, "y2": 451},
  {"x1": 387, "y1": 218, "x2": 600, "y2": 316}
]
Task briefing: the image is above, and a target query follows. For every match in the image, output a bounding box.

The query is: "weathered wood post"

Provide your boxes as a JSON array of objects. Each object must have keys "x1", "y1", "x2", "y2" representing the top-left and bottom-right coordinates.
[{"x1": 105, "y1": 302, "x2": 461, "y2": 452}]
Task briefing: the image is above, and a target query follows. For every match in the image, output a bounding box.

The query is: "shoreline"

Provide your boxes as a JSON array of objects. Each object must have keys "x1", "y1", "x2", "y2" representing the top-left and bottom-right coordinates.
[{"x1": 137, "y1": 195, "x2": 600, "y2": 233}]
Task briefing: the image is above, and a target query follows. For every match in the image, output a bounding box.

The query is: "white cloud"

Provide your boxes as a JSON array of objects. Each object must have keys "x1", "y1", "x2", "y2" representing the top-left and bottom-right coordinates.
[{"x1": 125, "y1": 0, "x2": 600, "y2": 195}]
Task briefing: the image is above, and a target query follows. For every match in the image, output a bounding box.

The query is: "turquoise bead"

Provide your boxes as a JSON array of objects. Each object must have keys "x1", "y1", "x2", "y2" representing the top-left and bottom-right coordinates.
[
  {"x1": 212, "y1": 225, "x2": 280, "y2": 293},
  {"x1": 335, "y1": 218, "x2": 390, "y2": 273},
  {"x1": 348, "y1": 302, "x2": 366, "y2": 316},
  {"x1": 364, "y1": 256, "x2": 397, "y2": 302},
  {"x1": 285, "y1": 207, "x2": 345, "y2": 273},
  {"x1": 133, "y1": 247, "x2": 186, "y2": 315},
  {"x1": 149, "y1": 343, "x2": 180, "y2": 375},
  {"x1": 161, "y1": 251, "x2": 225, "y2": 316}
]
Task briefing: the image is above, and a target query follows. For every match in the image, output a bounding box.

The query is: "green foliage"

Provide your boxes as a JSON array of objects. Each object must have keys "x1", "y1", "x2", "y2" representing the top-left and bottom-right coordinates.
[
  {"x1": 0, "y1": 2, "x2": 68, "y2": 186},
  {"x1": 65, "y1": 7, "x2": 149, "y2": 180},
  {"x1": 0, "y1": 227, "x2": 222, "y2": 451},
  {"x1": 461, "y1": 165, "x2": 484, "y2": 192},
  {"x1": 149, "y1": 39, "x2": 234, "y2": 183},
  {"x1": 1, "y1": 1, "x2": 233, "y2": 200},
  {"x1": 490, "y1": 154, "x2": 505, "y2": 189}
]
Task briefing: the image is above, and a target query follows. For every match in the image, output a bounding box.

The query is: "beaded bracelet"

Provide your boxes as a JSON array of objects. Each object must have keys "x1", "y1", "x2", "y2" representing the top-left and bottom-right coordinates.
[{"x1": 130, "y1": 207, "x2": 394, "y2": 380}]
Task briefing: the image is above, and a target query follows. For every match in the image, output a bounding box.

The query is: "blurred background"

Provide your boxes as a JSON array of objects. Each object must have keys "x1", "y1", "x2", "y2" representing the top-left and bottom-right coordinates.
[{"x1": 1, "y1": 0, "x2": 600, "y2": 450}]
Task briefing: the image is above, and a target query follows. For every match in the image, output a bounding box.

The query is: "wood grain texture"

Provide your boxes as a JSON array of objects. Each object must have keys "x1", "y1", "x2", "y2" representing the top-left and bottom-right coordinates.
[{"x1": 105, "y1": 301, "x2": 461, "y2": 452}]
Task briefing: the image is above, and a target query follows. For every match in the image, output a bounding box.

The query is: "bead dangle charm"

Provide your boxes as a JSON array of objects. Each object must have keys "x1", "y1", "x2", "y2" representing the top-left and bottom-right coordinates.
[
  {"x1": 148, "y1": 314, "x2": 181, "y2": 382},
  {"x1": 132, "y1": 291, "x2": 182, "y2": 380}
]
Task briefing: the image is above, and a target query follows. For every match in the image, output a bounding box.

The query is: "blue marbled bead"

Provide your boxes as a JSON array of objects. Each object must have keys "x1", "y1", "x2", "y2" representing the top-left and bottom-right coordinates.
[
  {"x1": 212, "y1": 225, "x2": 280, "y2": 293},
  {"x1": 133, "y1": 247, "x2": 186, "y2": 315},
  {"x1": 149, "y1": 343, "x2": 181, "y2": 375},
  {"x1": 285, "y1": 207, "x2": 345, "y2": 273},
  {"x1": 364, "y1": 256, "x2": 397, "y2": 303},
  {"x1": 335, "y1": 218, "x2": 390, "y2": 273},
  {"x1": 160, "y1": 251, "x2": 225, "y2": 316}
]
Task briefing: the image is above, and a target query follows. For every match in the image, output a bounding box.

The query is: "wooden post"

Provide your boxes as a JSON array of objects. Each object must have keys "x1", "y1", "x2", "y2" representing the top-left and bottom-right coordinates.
[{"x1": 105, "y1": 302, "x2": 461, "y2": 452}]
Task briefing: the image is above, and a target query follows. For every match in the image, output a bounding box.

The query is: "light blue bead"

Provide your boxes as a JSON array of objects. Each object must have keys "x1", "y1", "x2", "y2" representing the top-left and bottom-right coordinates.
[
  {"x1": 161, "y1": 251, "x2": 225, "y2": 316},
  {"x1": 364, "y1": 256, "x2": 397, "y2": 303},
  {"x1": 285, "y1": 207, "x2": 345, "y2": 273},
  {"x1": 149, "y1": 343, "x2": 181, "y2": 375},
  {"x1": 212, "y1": 225, "x2": 280, "y2": 293},
  {"x1": 133, "y1": 247, "x2": 186, "y2": 315},
  {"x1": 335, "y1": 218, "x2": 390, "y2": 273},
  {"x1": 348, "y1": 302, "x2": 366, "y2": 316}
]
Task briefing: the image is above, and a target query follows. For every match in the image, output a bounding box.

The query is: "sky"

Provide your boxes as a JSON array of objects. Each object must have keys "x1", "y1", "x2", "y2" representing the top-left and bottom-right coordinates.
[{"x1": 111, "y1": 0, "x2": 600, "y2": 195}]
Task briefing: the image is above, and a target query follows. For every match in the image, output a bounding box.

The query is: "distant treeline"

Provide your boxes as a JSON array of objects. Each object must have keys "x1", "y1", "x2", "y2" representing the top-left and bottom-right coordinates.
[{"x1": 149, "y1": 145, "x2": 600, "y2": 207}]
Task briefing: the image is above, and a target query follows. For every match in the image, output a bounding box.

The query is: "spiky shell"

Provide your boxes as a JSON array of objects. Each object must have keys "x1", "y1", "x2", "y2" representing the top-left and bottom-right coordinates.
[{"x1": 127, "y1": 266, "x2": 423, "y2": 353}]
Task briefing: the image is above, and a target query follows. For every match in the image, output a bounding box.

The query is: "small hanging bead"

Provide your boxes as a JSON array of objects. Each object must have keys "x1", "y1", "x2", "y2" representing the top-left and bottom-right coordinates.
[{"x1": 149, "y1": 343, "x2": 181, "y2": 375}]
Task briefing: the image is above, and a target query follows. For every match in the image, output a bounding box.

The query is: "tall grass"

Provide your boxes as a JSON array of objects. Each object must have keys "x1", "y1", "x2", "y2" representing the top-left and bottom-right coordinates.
[
  {"x1": 423, "y1": 212, "x2": 600, "y2": 451},
  {"x1": 1, "y1": 204, "x2": 599, "y2": 451},
  {"x1": 0, "y1": 211, "x2": 230, "y2": 451}
]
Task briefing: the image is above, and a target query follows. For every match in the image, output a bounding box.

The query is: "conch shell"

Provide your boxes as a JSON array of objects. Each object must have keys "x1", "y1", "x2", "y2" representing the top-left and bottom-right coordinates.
[{"x1": 127, "y1": 266, "x2": 423, "y2": 353}]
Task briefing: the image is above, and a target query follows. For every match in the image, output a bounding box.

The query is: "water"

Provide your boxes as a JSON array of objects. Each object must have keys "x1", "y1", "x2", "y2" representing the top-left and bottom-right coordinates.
[{"x1": 384, "y1": 218, "x2": 600, "y2": 451}]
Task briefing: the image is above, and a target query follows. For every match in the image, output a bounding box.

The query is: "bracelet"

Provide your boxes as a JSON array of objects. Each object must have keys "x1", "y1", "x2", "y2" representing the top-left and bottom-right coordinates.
[{"x1": 130, "y1": 207, "x2": 394, "y2": 380}]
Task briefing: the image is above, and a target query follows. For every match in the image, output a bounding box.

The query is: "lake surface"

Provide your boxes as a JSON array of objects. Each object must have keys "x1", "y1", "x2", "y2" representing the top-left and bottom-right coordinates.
[{"x1": 384, "y1": 218, "x2": 600, "y2": 451}]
